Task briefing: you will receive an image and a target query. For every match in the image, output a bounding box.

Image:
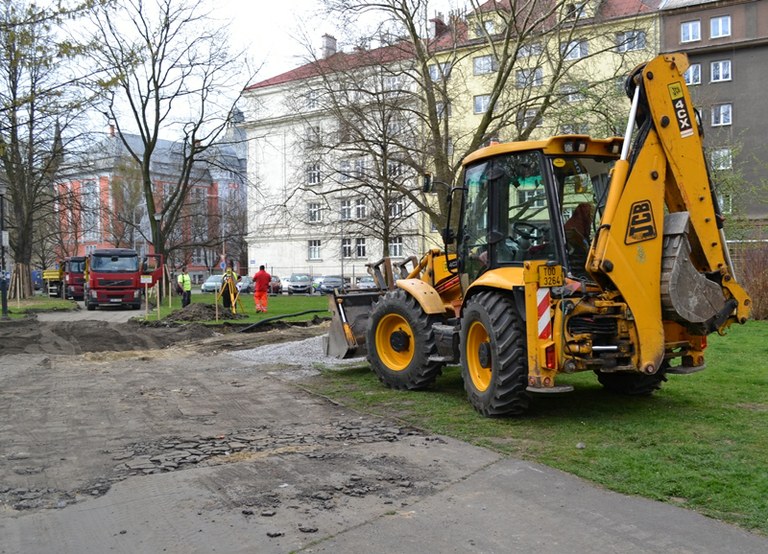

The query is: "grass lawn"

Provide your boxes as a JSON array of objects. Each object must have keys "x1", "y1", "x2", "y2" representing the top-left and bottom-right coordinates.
[
  {"x1": 145, "y1": 291, "x2": 331, "y2": 324},
  {"x1": 304, "y1": 320, "x2": 768, "y2": 535},
  {"x1": 1, "y1": 292, "x2": 331, "y2": 324},
  {"x1": 0, "y1": 295, "x2": 77, "y2": 318}
]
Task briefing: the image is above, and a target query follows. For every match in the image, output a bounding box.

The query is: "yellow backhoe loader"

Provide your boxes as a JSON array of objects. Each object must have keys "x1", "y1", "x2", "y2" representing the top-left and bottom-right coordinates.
[{"x1": 326, "y1": 53, "x2": 751, "y2": 416}]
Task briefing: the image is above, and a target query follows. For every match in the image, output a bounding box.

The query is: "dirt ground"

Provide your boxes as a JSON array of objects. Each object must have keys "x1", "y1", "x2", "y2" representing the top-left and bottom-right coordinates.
[
  {"x1": 0, "y1": 307, "x2": 328, "y2": 357},
  {"x1": 0, "y1": 312, "x2": 471, "y2": 552}
]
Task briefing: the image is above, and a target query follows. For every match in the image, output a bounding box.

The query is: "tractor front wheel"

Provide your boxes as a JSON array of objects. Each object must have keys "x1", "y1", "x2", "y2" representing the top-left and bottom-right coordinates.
[
  {"x1": 366, "y1": 289, "x2": 443, "y2": 390},
  {"x1": 460, "y1": 291, "x2": 530, "y2": 416}
]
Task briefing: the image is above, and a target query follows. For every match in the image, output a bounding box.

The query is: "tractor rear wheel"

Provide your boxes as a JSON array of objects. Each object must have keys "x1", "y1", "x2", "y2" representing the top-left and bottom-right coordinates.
[
  {"x1": 595, "y1": 367, "x2": 667, "y2": 396},
  {"x1": 460, "y1": 291, "x2": 530, "y2": 416},
  {"x1": 366, "y1": 289, "x2": 443, "y2": 390}
]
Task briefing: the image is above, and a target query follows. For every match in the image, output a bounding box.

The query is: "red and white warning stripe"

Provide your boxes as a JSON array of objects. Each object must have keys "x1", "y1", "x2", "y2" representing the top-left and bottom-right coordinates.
[{"x1": 537, "y1": 288, "x2": 552, "y2": 340}]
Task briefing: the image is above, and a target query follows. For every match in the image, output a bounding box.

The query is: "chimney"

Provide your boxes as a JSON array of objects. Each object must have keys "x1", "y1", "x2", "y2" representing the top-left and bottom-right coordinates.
[
  {"x1": 429, "y1": 13, "x2": 447, "y2": 38},
  {"x1": 320, "y1": 34, "x2": 337, "y2": 59}
]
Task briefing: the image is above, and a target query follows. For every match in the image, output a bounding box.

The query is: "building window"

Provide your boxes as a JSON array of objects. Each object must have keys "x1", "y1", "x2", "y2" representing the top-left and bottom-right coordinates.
[
  {"x1": 684, "y1": 63, "x2": 701, "y2": 85},
  {"x1": 389, "y1": 236, "x2": 403, "y2": 257},
  {"x1": 616, "y1": 31, "x2": 646, "y2": 52},
  {"x1": 473, "y1": 55, "x2": 498, "y2": 75},
  {"x1": 355, "y1": 237, "x2": 366, "y2": 258},
  {"x1": 515, "y1": 67, "x2": 543, "y2": 88},
  {"x1": 518, "y1": 108, "x2": 539, "y2": 130},
  {"x1": 562, "y1": 40, "x2": 588, "y2": 60},
  {"x1": 355, "y1": 198, "x2": 367, "y2": 219},
  {"x1": 305, "y1": 125, "x2": 321, "y2": 147},
  {"x1": 519, "y1": 43, "x2": 542, "y2": 57},
  {"x1": 561, "y1": 122, "x2": 589, "y2": 134},
  {"x1": 428, "y1": 62, "x2": 451, "y2": 81},
  {"x1": 680, "y1": 20, "x2": 701, "y2": 43},
  {"x1": 382, "y1": 74, "x2": 400, "y2": 94},
  {"x1": 474, "y1": 20, "x2": 495, "y2": 37},
  {"x1": 339, "y1": 159, "x2": 352, "y2": 181},
  {"x1": 565, "y1": 2, "x2": 587, "y2": 19},
  {"x1": 353, "y1": 157, "x2": 366, "y2": 179},
  {"x1": 306, "y1": 163, "x2": 321, "y2": 185},
  {"x1": 82, "y1": 180, "x2": 100, "y2": 242},
  {"x1": 710, "y1": 15, "x2": 731, "y2": 38},
  {"x1": 340, "y1": 199, "x2": 352, "y2": 220},
  {"x1": 518, "y1": 189, "x2": 546, "y2": 208},
  {"x1": 718, "y1": 193, "x2": 733, "y2": 214},
  {"x1": 341, "y1": 238, "x2": 352, "y2": 258},
  {"x1": 308, "y1": 202, "x2": 322, "y2": 223},
  {"x1": 711, "y1": 103, "x2": 732, "y2": 127},
  {"x1": 474, "y1": 94, "x2": 491, "y2": 114},
  {"x1": 710, "y1": 60, "x2": 731, "y2": 82},
  {"x1": 306, "y1": 90, "x2": 319, "y2": 109},
  {"x1": 711, "y1": 148, "x2": 733, "y2": 170},
  {"x1": 389, "y1": 197, "x2": 405, "y2": 218},
  {"x1": 561, "y1": 83, "x2": 585, "y2": 103},
  {"x1": 308, "y1": 240, "x2": 321, "y2": 260},
  {"x1": 436, "y1": 101, "x2": 451, "y2": 120},
  {"x1": 388, "y1": 161, "x2": 403, "y2": 178}
]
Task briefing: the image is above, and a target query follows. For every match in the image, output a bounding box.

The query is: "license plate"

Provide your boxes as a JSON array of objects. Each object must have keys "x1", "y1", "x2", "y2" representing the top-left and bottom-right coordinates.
[
  {"x1": 538, "y1": 265, "x2": 563, "y2": 287},
  {"x1": 109, "y1": 298, "x2": 121, "y2": 303}
]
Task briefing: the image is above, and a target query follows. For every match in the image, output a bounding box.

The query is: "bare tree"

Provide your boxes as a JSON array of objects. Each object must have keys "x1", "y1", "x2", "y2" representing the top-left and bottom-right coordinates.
[
  {"x1": 0, "y1": 0, "x2": 97, "y2": 298},
  {"x1": 308, "y1": 0, "x2": 652, "y2": 231},
  {"x1": 89, "y1": 0, "x2": 252, "y2": 268}
]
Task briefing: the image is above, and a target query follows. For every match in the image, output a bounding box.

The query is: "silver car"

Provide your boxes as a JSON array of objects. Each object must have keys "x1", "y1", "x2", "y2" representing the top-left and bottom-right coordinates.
[{"x1": 287, "y1": 273, "x2": 312, "y2": 294}]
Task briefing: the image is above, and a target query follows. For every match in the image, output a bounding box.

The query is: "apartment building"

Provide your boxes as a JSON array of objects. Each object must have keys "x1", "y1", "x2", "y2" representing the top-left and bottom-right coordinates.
[{"x1": 660, "y1": 0, "x2": 768, "y2": 228}]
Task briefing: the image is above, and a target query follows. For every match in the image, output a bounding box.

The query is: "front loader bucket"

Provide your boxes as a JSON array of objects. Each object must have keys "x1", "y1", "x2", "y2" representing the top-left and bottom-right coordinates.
[{"x1": 324, "y1": 290, "x2": 382, "y2": 359}]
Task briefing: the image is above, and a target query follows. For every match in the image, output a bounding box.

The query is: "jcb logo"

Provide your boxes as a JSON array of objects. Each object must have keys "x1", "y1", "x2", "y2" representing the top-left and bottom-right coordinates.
[{"x1": 625, "y1": 200, "x2": 657, "y2": 244}]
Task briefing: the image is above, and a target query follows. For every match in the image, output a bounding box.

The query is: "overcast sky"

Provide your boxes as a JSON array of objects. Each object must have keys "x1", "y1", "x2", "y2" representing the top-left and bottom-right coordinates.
[
  {"x1": 221, "y1": 0, "x2": 337, "y2": 82},
  {"x1": 221, "y1": 0, "x2": 461, "y2": 84}
]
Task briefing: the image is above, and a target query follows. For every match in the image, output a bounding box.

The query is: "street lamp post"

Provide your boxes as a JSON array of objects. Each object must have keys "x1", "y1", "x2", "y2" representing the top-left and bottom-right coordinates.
[{"x1": 0, "y1": 181, "x2": 9, "y2": 320}]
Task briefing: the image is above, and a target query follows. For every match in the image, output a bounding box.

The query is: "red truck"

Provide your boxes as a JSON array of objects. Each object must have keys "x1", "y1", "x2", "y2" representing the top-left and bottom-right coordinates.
[{"x1": 83, "y1": 248, "x2": 163, "y2": 310}]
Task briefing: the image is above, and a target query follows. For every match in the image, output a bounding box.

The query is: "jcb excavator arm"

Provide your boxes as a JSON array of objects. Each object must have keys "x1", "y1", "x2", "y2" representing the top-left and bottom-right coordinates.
[{"x1": 587, "y1": 53, "x2": 750, "y2": 375}]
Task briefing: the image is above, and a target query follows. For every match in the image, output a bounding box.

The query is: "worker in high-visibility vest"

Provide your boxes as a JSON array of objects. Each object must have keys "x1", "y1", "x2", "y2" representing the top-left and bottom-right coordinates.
[{"x1": 177, "y1": 265, "x2": 192, "y2": 308}]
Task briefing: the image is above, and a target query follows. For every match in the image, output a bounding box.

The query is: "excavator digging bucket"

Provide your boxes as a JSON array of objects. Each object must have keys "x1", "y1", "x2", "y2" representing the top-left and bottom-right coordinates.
[{"x1": 324, "y1": 290, "x2": 383, "y2": 359}]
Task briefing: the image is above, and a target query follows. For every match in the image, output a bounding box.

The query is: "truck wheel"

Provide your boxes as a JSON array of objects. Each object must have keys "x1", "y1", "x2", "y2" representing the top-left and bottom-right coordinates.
[
  {"x1": 86, "y1": 301, "x2": 96, "y2": 311},
  {"x1": 460, "y1": 291, "x2": 530, "y2": 416},
  {"x1": 595, "y1": 368, "x2": 667, "y2": 396},
  {"x1": 366, "y1": 289, "x2": 443, "y2": 390}
]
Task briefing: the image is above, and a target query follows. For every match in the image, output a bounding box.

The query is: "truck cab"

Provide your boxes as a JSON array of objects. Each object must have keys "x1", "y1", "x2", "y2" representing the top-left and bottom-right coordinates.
[{"x1": 84, "y1": 248, "x2": 162, "y2": 310}]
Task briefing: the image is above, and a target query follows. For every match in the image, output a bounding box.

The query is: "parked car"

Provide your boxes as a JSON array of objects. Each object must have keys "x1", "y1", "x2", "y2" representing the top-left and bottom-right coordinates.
[
  {"x1": 238, "y1": 275, "x2": 254, "y2": 293},
  {"x1": 287, "y1": 273, "x2": 312, "y2": 294},
  {"x1": 318, "y1": 275, "x2": 347, "y2": 294},
  {"x1": 269, "y1": 275, "x2": 282, "y2": 294},
  {"x1": 356, "y1": 275, "x2": 379, "y2": 290},
  {"x1": 201, "y1": 274, "x2": 224, "y2": 293}
]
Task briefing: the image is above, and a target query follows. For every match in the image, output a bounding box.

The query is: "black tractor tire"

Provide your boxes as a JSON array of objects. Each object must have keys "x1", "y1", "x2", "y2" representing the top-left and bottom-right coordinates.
[
  {"x1": 366, "y1": 288, "x2": 443, "y2": 390},
  {"x1": 85, "y1": 301, "x2": 96, "y2": 311},
  {"x1": 595, "y1": 367, "x2": 667, "y2": 396},
  {"x1": 460, "y1": 291, "x2": 530, "y2": 416}
]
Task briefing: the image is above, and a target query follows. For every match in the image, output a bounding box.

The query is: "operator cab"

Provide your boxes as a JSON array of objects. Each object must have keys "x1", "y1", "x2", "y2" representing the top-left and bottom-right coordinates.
[{"x1": 457, "y1": 136, "x2": 621, "y2": 284}]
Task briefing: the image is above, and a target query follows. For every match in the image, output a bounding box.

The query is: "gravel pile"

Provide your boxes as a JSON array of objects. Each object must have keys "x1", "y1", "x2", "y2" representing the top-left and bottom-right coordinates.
[{"x1": 230, "y1": 335, "x2": 366, "y2": 377}]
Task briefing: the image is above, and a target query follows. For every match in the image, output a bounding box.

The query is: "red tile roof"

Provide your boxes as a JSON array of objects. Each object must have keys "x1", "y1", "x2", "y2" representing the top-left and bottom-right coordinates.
[{"x1": 246, "y1": 0, "x2": 662, "y2": 91}]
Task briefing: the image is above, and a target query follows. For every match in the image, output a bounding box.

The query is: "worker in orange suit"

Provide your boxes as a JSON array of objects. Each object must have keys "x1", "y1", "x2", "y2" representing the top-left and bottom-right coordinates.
[{"x1": 252, "y1": 265, "x2": 271, "y2": 313}]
